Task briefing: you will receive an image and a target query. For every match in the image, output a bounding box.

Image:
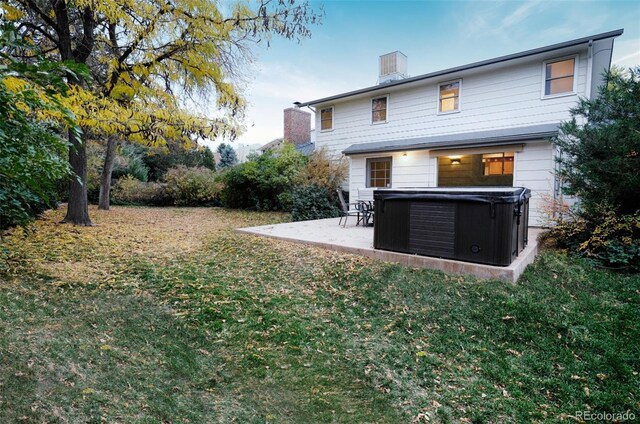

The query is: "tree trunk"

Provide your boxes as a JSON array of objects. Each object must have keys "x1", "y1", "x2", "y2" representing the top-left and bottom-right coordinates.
[
  {"x1": 98, "y1": 136, "x2": 118, "y2": 210},
  {"x1": 63, "y1": 128, "x2": 93, "y2": 225},
  {"x1": 54, "y1": 1, "x2": 95, "y2": 225}
]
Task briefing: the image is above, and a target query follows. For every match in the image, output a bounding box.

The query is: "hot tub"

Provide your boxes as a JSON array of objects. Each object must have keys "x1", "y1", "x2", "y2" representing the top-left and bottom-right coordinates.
[{"x1": 373, "y1": 187, "x2": 530, "y2": 266}]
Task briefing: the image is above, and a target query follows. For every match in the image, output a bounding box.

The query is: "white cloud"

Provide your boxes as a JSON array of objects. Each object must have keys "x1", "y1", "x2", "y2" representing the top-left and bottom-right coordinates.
[
  {"x1": 213, "y1": 61, "x2": 354, "y2": 147},
  {"x1": 453, "y1": 1, "x2": 544, "y2": 47},
  {"x1": 251, "y1": 62, "x2": 352, "y2": 102},
  {"x1": 612, "y1": 37, "x2": 640, "y2": 68},
  {"x1": 500, "y1": 1, "x2": 539, "y2": 29}
]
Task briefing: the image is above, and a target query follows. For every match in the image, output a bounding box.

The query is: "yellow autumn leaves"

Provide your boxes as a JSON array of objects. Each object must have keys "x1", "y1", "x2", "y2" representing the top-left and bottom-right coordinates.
[
  {"x1": 0, "y1": 3, "x2": 24, "y2": 21},
  {"x1": 4, "y1": 0, "x2": 250, "y2": 147}
]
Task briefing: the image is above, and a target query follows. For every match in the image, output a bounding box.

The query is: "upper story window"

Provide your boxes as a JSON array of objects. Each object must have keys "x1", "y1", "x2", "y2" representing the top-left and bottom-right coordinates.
[
  {"x1": 438, "y1": 80, "x2": 461, "y2": 113},
  {"x1": 367, "y1": 157, "x2": 392, "y2": 188},
  {"x1": 482, "y1": 152, "x2": 514, "y2": 176},
  {"x1": 372, "y1": 96, "x2": 388, "y2": 123},
  {"x1": 544, "y1": 57, "x2": 576, "y2": 96},
  {"x1": 320, "y1": 106, "x2": 333, "y2": 131}
]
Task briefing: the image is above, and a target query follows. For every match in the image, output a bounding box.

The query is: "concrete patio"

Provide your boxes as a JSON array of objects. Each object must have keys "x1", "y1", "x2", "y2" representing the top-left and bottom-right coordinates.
[{"x1": 236, "y1": 217, "x2": 544, "y2": 282}]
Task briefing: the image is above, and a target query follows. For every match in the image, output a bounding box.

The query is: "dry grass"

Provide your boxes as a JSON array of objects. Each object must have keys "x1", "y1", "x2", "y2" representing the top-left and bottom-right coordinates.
[
  {"x1": 2, "y1": 205, "x2": 288, "y2": 284},
  {"x1": 1, "y1": 205, "x2": 638, "y2": 423},
  {"x1": 1, "y1": 206, "x2": 403, "y2": 423}
]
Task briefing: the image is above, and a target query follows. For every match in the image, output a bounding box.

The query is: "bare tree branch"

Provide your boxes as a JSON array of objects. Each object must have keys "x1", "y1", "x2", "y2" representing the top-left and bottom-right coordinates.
[
  {"x1": 16, "y1": 0, "x2": 61, "y2": 34},
  {"x1": 15, "y1": 21, "x2": 60, "y2": 48}
]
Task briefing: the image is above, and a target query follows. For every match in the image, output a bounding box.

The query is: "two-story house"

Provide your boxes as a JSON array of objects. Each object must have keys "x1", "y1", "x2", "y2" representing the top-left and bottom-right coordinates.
[{"x1": 294, "y1": 29, "x2": 623, "y2": 226}]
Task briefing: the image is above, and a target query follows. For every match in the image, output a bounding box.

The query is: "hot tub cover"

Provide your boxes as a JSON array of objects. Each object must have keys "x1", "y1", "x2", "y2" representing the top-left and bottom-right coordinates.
[{"x1": 373, "y1": 187, "x2": 531, "y2": 205}]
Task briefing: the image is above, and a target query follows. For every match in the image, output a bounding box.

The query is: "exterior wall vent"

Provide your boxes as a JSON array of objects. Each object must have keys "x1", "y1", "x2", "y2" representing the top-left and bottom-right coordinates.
[{"x1": 378, "y1": 51, "x2": 408, "y2": 84}]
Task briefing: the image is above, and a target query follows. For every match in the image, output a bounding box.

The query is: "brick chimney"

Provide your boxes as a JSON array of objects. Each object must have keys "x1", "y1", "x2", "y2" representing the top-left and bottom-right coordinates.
[{"x1": 283, "y1": 107, "x2": 311, "y2": 145}]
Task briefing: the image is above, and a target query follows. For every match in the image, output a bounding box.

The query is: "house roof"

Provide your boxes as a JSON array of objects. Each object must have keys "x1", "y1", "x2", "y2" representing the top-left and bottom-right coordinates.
[
  {"x1": 259, "y1": 138, "x2": 315, "y2": 155},
  {"x1": 295, "y1": 141, "x2": 315, "y2": 156},
  {"x1": 259, "y1": 137, "x2": 284, "y2": 152},
  {"x1": 342, "y1": 123, "x2": 560, "y2": 156},
  {"x1": 295, "y1": 29, "x2": 623, "y2": 107}
]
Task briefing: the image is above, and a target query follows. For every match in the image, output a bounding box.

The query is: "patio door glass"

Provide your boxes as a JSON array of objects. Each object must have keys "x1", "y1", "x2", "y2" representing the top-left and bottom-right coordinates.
[{"x1": 437, "y1": 152, "x2": 514, "y2": 187}]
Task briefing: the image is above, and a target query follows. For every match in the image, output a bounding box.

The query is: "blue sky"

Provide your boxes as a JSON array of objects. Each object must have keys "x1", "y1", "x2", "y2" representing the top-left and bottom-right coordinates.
[{"x1": 217, "y1": 0, "x2": 640, "y2": 149}]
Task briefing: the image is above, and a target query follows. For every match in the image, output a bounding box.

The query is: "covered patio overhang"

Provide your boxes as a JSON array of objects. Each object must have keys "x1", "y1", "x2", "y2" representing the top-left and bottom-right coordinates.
[{"x1": 341, "y1": 123, "x2": 559, "y2": 156}]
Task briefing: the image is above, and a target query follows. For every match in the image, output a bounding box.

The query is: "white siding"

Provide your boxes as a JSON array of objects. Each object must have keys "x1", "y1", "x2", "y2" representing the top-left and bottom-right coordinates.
[
  {"x1": 320, "y1": 49, "x2": 589, "y2": 225},
  {"x1": 350, "y1": 141, "x2": 555, "y2": 226},
  {"x1": 348, "y1": 150, "x2": 437, "y2": 203},
  {"x1": 316, "y1": 49, "x2": 588, "y2": 158},
  {"x1": 513, "y1": 141, "x2": 555, "y2": 226}
]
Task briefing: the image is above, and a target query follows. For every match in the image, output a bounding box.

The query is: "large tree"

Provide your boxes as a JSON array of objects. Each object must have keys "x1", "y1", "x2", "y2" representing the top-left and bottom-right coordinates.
[
  {"x1": 4, "y1": 0, "x2": 321, "y2": 222},
  {"x1": 0, "y1": 21, "x2": 84, "y2": 229},
  {"x1": 553, "y1": 67, "x2": 640, "y2": 217},
  {"x1": 550, "y1": 67, "x2": 640, "y2": 270}
]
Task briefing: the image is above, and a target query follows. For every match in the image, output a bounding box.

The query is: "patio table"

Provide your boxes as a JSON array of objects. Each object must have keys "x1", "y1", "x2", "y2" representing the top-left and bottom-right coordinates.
[{"x1": 357, "y1": 200, "x2": 375, "y2": 227}]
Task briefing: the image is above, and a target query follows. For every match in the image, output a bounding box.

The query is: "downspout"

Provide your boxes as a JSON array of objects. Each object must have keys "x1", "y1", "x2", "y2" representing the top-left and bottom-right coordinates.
[
  {"x1": 585, "y1": 39, "x2": 593, "y2": 99},
  {"x1": 297, "y1": 104, "x2": 317, "y2": 130}
]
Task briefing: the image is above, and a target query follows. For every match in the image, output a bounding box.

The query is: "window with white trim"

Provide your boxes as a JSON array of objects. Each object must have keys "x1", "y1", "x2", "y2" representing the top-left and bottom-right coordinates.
[
  {"x1": 372, "y1": 96, "x2": 388, "y2": 123},
  {"x1": 320, "y1": 107, "x2": 333, "y2": 131},
  {"x1": 438, "y1": 80, "x2": 460, "y2": 113},
  {"x1": 544, "y1": 58, "x2": 575, "y2": 96},
  {"x1": 366, "y1": 157, "x2": 392, "y2": 188}
]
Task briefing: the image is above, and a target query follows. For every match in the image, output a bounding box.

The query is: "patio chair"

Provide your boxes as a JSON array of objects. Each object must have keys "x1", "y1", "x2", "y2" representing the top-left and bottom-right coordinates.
[
  {"x1": 364, "y1": 203, "x2": 375, "y2": 226},
  {"x1": 357, "y1": 188, "x2": 375, "y2": 203},
  {"x1": 357, "y1": 188, "x2": 375, "y2": 226},
  {"x1": 337, "y1": 189, "x2": 361, "y2": 227}
]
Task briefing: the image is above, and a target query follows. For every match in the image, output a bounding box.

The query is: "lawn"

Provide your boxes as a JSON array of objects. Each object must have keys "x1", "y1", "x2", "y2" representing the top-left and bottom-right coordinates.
[{"x1": 1, "y1": 206, "x2": 638, "y2": 423}]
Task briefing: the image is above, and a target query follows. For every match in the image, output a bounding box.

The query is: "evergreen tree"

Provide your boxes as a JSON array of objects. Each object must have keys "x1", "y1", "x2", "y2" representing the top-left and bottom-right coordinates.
[
  {"x1": 550, "y1": 67, "x2": 640, "y2": 270},
  {"x1": 554, "y1": 67, "x2": 640, "y2": 217},
  {"x1": 217, "y1": 143, "x2": 238, "y2": 168}
]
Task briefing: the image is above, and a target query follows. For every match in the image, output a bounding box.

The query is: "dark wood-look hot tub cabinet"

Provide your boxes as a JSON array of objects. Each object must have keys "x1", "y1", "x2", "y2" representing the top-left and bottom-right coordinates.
[{"x1": 373, "y1": 187, "x2": 531, "y2": 267}]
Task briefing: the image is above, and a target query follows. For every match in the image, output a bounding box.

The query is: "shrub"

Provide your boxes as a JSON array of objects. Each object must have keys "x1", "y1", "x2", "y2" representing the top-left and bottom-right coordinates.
[
  {"x1": 543, "y1": 203, "x2": 640, "y2": 271},
  {"x1": 111, "y1": 175, "x2": 171, "y2": 206},
  {"x1": 290, "y1": 184, "x2": 342, "y2": 222},
  {"x1": 0, "y1": 118, "x2": 69, "y2": 231},
  {"x1": 164, "y1": 166, "x2": 220, "y2": 206},
  {"x1": 220, "y1": 143, "x2": 307, "y2": 211},
  {"x1": 112, "y1": 143, "x2": 149, "y2": 182},
  {"x1": 296, "y1": 146, "x2": 348, "y2": 192},
  {"x1": 578, "y1": 210, "x2": 640, "y2": 270},
  {"x1": 0, "y1": 24, "x2": 82, "y2": 230},
  {"x1": 143, "y1": 141, "x2": 216, "y2": 181},
  {"x1": 553, "y1": 67, "x2": 640, "y2": 218},
  {"x1": 547, "y1": 68, "x2": 640, "y2": 271}
]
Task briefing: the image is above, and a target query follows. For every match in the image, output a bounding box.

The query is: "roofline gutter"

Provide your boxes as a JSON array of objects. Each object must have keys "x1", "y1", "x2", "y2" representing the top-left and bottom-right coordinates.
[
  {"x1": 296, "y1": 29, "x2": 624, "y2": 108},
  {"x1": 342, "y1": 131, "x2": 559, "y2": 156}
]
